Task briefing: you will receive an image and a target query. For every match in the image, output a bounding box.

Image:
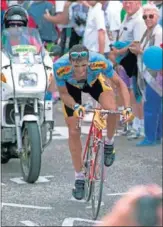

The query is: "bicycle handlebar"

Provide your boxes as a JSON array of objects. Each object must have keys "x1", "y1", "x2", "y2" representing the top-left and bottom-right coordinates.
[
  {"x1": 82, "y1": 103, "x2": 123, "y2": 115},
  {"x1": 77, "y1": 108, "x2": 123, "y2": 129},
  {"x1": 85, "y1": 109, "x2": 122, "y2": 115}
]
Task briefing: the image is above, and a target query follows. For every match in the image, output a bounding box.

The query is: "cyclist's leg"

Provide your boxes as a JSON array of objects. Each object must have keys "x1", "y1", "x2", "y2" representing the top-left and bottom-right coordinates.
[
  {"x1": 63, "y1": 83, "x2": 85, "y2": 199},
  {"x1": 85, "y1": 74, "x2": 117, "y2": 167}
]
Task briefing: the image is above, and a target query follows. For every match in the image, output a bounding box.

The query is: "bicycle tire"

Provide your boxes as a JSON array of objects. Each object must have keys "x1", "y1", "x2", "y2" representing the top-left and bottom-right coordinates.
[
  {"x1": 84, "y1": 132, "x2": 93, "y2": 202},
  {"x1": 91, "y1": 141, "x2": 104, "y2": 220}
]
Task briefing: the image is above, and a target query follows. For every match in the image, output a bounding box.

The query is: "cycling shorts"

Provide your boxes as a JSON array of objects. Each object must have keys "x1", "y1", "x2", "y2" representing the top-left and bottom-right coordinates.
[{"x1": 62, "y1": 74, "x2": 113, "y2": 117}]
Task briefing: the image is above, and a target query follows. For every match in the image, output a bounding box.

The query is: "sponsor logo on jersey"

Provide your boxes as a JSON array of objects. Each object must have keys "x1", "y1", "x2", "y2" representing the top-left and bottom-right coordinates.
[
  {"x1": 57, "y1": 66, "x2": 71, "y2": 76},
  {"x1": 90, "y1": 61, "x2": 107, "y2": 70}
]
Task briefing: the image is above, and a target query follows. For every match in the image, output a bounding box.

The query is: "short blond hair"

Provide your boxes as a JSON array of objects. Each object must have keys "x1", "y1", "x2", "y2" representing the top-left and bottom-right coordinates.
[{"x1": 143, "y1": 3, "x2": 160, "y2": 15}]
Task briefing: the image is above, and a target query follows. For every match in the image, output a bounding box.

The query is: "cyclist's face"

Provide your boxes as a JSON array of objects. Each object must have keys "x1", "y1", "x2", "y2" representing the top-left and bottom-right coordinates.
[{"x1": 71, "y1": 59, "x2": 88, "y2": 78}]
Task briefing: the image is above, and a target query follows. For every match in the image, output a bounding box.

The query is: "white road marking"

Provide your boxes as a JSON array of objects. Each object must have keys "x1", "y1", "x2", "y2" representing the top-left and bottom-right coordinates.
[
  {"x1": 69, "y1": 197, "x2": 86, "y2": 203},
  {"x1": 50, "y1": 126, "x2": 120, "y2": 138},
  {"x1": 2, "y1": 202, "x2": 52, "y2": 210},
  {"x1": 10, "y1": 175, "x2": 54, "y2": 184},
  {"x1": 1, "y1": 183, "x2": 5, "y2": 186},
  {"x1": 62, "y1": 217, "x2": 102, "y2": 226},
  {"x1": 62, "y1": 218, "x2": 74, "y2": 226},
  {"x1": 81, "y1": 126, "x2": 107, "y2": 136},
  {"x1": 86, "y1": 201, "x2": 104, "y2": 209},
  {"x1": 21, "y1": 221, "x2": 39, "y2": 226},
  {"x1": 50, "y1": 126, "x2": 90, "y2": 139},
  {"x1": 47, "y1": 128, "x2": 68, "y2": 140},
  {"x1": 106, "y1": 192, "x2": 130, "y2": 196}
]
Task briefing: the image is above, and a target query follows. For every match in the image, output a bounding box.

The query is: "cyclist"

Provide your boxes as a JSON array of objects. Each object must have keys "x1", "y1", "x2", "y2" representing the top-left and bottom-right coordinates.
[{"x1": 53, "y1": 44, "x2": 134, "y2": 200}]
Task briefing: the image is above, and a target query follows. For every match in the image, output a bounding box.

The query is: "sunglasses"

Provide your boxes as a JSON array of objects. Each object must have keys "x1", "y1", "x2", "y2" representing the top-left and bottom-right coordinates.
[
  {"x1": 143, "y1": 14, "x2": 155, "y2": 20},
  {"x1": 70, "y1": 51, "x2": 88, "y2": 59}
]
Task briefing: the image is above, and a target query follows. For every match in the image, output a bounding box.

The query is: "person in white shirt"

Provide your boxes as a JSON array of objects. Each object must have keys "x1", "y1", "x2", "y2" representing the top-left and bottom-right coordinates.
[
  {"x1": 112, "y1": 1, "x2": 146, "y2": 55},
  {"x1": 104, "y1": 0, "x2": 123, "y2": 43},
  {"x1": 83, "y1": 1, "x2": 110, "y2": 55}
]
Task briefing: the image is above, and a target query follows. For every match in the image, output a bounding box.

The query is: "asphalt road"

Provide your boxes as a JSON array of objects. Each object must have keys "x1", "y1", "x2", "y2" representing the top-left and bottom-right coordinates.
[{"x1": 1, "y1": 101, "x2": 162, "y2": 226}]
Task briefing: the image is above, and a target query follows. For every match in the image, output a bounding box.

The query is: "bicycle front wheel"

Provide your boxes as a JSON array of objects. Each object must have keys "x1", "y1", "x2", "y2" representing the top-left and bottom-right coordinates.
[
  {"x1": 84, "y1": 132, "x2": 93, "y2": 202},
  {"x1": 91, "y1": 141, "x2": 104, "y2": 220}
]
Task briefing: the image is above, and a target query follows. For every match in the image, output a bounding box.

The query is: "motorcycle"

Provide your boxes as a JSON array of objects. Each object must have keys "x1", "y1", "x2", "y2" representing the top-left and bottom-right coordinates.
[{"x1": 1, "y1": 27, "x2": 60, "y2": 183}]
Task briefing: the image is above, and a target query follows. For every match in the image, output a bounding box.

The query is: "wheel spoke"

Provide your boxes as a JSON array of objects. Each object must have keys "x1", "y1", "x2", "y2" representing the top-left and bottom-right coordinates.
[
  {"x1": 84, "y1": 134, "x2": 94, "y2": 202},
  {"x1": 91, "y1": 142, "x2": 104, "y2": 220}
]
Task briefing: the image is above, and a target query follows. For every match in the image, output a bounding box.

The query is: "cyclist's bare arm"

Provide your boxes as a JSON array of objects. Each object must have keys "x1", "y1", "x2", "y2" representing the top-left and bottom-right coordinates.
[
  {"x1": 109, "y1": 72, "x2": 131, "y2": 108},
  {"x1": 58, "y1": 86, "x2": 76, "y2": 109}
]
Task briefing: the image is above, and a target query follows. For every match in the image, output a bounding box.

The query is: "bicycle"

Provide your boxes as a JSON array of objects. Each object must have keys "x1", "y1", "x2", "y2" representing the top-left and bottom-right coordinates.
[{"x1": 78, "y1": 108, "x2": 122, "y2": 220}]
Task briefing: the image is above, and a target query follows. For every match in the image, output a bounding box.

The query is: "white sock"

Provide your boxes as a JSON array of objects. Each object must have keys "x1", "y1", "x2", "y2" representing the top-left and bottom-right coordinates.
[
  {"x1": 105, "y1": 137, "x2": 114, "y2": 145},
  {"x1": 75, "y1": 171, "x2": 85, "y2": 180}
]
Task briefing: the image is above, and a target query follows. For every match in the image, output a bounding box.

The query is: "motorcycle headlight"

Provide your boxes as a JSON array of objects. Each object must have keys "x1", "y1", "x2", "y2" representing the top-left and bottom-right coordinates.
[{"x1": 19, "y1": 73, "x2": 38, "y2": 87}]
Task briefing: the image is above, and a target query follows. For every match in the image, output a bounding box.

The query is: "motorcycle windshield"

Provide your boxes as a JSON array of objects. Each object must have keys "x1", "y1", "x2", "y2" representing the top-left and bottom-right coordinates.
[{"x1": 2, "y1": 27, "x2": 45, "y2": 64}]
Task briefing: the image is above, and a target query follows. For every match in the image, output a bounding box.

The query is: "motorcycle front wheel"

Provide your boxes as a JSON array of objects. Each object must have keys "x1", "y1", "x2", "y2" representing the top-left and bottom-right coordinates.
[{"x1": 20, "y1": 122, "x2": 42, "y2": 183}]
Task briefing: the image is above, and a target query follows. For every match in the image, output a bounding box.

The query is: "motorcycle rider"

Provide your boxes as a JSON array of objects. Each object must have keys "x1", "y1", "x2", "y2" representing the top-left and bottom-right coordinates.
[{"x1": 2, "y1": 5, "x2": 41, "y2": 52}]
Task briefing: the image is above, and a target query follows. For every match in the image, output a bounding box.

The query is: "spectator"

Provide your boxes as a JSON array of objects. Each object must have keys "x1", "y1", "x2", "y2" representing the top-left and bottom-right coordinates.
[
  {"x1": 83, "y1": 1, "x2": 110, "y2": 56},
  {"x1": 104, "y1": 0, "x2": 123, "y2": 43},
  {"x1": 121, "y1": 0, "x2": 148, "y2": 22},
  {"x1": 27, "y1": 0, "x2": 58, "y2": 44},
  {"x1": 129, "y1": 3, "x2": 162, "y2": 146},
  {"x1": 111, "y1": 0, "x2": 147, "y2": 138},
  {"x1": 108, "y1": 52, "x2": 132, "y2": 132},
  {"x1": 69, "y1": 1, "x2": 89, "y2": 47},
  {"x1": 44, "y1": 1, "x2": 73, "y2": 55},
  {"x1": 98, "y1": 184, "x2": 162, "y2": 226},
  {"x1": 55, "y1": 1, "x2": 73, "y2": 55}
]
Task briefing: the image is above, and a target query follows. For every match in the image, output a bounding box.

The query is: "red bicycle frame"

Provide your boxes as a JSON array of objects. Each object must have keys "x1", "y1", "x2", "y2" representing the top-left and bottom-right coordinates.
[{"x1": 83, "y1": 113, "x2": 102, "y2": 181}]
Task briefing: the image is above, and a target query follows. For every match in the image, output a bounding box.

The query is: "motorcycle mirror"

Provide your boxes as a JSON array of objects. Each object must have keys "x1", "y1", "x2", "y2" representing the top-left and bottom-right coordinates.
[{"x1": 49, "y1": 45, "x2": 61, "y2": 57}]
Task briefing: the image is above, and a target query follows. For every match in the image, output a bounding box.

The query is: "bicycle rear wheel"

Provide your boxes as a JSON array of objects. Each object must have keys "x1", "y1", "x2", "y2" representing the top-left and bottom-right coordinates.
[
  {"x1": 91, "y1": 141, "x2": 104, "y2": 220},
  {"x1": 84, "y1": 132, "x2": 93, "y2": 202}
]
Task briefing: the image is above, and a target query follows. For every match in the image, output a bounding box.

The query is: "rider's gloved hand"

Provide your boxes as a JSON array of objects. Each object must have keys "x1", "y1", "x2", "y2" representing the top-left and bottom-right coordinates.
[
  {"x1": 122, "y1": 107, "x2": 135, "y2": 123},
  {"x1": 73, "y1": 104, "x2": 86, "y2": 118}
]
